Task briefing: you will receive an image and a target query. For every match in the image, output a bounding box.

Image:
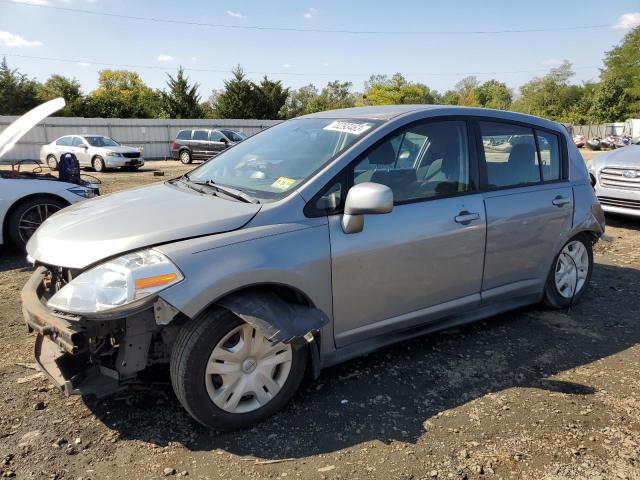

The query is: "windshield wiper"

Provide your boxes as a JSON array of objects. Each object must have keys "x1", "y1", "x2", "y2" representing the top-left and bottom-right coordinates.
[{"x1": 205, "y1": 180, "x2": 260, "y2": 204}]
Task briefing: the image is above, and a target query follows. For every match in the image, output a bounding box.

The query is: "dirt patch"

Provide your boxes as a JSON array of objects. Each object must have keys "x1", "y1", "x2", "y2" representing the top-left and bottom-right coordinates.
[{"x1": 1, "y1": 156, "x2": 640, "y2": 479}]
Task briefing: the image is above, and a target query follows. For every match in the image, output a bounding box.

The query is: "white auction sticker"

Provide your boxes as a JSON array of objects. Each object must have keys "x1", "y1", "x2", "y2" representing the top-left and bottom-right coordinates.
[{"x1": 323, "y1": 121, "x2": 373, "y2": 135}]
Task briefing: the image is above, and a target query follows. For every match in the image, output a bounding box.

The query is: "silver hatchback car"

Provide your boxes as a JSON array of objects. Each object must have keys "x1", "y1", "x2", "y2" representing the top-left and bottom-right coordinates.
[{"x1": 22, "y1": 106, "x2": 605, "y2": 430}]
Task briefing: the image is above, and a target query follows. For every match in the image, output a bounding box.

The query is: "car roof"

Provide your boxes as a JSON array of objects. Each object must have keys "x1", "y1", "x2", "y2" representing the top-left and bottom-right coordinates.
[{"x1": 300, "y1": 105, "x2": 562, "y2": 131}]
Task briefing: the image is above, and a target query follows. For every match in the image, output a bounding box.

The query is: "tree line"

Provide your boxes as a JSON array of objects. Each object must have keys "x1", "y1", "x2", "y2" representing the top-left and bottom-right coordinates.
[{"x1": 1, "y1": 26, "x2": 638, "y2": 123}]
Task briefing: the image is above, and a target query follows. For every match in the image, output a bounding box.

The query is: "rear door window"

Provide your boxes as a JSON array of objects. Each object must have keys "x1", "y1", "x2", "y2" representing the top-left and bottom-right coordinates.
[
  {"x1": 71, "y1": 137, "x2": 85, "y2": 147},
  {"x1": 56, "y1": 136, "x2": 70, "y2": 146},
  {"x1": 210, "y1": 130, "x2": 225, "y2": 142},
  {"x1": 480, "y1": 122, "x2": 540, "y2": 188},
  {"x1": 192, "y1": 130, "x2": 209, "y2": 141},
  {"x1": 176, "y1": 130, "x2": 192, "y2": 140}
]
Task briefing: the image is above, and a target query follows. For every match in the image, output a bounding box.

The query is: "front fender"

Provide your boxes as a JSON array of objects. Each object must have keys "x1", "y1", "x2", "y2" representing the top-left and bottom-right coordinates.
[{"x1": 155, "y1": 221, "x2": 333, "y2": 329}]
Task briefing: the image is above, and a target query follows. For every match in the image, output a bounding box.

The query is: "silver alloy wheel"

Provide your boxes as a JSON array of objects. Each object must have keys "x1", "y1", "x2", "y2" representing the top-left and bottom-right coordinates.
[
  {"x1": 205, "y1": 323, "x2": 293, "y2": 414},
  {"x1": 17, "y1": 202, "x2": 62, "y2": 244},
  {"x1": 180, "y1": 150, "x2": 190, "y2": 164},
  {"x1": 46, "y1": 155, "x2": 57, "y2": 170},
  {"x1": 93, "y1": 157, "x2": 105, "y2": 172},
  {"x1": 554, "y1": 240, "x2": 589, "y2": 298}
]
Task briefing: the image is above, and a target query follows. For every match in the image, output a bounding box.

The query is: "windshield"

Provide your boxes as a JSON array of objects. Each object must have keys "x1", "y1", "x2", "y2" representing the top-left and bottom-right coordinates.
[
  {"x1": 188, "y1": 118, "x2": 381, "y2": 199},
  {"x1": 85, "y1": 136, "x2": 120, "y2": 147},
  {"x1": 221, "y1": 130, "x2": 246, "y2": 142}
]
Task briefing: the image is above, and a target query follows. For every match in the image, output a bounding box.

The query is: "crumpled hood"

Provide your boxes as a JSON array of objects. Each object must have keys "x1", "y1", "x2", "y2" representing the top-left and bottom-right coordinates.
[
  {"x1": 593, "y1": 146, "x2": 640, "y2": 169},
  {"x1": 27, "y1": 182, "x2": 261, "y2": 269}
]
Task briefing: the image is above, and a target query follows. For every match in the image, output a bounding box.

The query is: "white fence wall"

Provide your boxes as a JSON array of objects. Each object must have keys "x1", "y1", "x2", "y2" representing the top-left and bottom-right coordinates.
[{"x1": 0, "y1": 117, "x2": 281, "y2": 162}]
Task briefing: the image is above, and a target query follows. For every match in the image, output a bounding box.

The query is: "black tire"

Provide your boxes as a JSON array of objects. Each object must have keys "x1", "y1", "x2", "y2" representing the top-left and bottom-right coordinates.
[
  {"x1": 179, "y1": 150, "x2": 192, "y2": 164},
  {"x1": 46, "y1": 155, "x2": 58, "y2": 171},
  {"x1": 543, "y1": 233, "x2": 593, "y2": 309},
  {"x1": 92, "y1": 156, "x2": 106, "y2": 172},
  {"x1": 7, "y1": 196, "x2": 67, "y2": 250},
  {"x1": 170, "y1": 308, "x2": 307, "y2": 430}
]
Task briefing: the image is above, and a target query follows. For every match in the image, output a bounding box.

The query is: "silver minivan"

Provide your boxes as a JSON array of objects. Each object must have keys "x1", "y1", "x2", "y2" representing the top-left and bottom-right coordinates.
[{"x1": 22, "y1": 106, "x2": 605, "y2": 430}]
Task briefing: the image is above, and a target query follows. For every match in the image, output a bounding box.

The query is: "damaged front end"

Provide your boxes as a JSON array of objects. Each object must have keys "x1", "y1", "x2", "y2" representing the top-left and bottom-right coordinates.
[{"x1": 22, "y1": 267, "x2": 181, "y2": 398}]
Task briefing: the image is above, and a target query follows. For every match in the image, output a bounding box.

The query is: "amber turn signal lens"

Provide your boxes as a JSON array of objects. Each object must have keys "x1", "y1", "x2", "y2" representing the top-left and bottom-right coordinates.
[{"x1": 134, "y1": 273, "x2": 178, "y2": 290}]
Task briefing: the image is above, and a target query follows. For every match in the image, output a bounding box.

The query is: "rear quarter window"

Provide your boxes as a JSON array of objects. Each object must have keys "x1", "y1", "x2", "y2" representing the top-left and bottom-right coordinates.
[{"x1": 176, "y1": 130, "x2": 192, "y2": 140}]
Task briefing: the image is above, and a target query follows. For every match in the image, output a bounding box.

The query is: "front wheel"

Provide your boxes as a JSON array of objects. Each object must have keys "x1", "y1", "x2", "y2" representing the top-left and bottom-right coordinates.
[
  {"x1": 7, "y1": 196, "x2": 67, "y2": 250},
  {"x1": 92, "y1": 156, "x2": 106, "y2": 172},
  {"x1": 170, "y1": 308, "x2": 307, "y2": 430},
  {"x1": 543, "y1": 234, "x2": 593, "y2": 308}
]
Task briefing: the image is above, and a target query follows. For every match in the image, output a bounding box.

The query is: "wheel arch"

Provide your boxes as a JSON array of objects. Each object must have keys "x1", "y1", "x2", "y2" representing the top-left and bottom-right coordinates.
[
  {"x1": 181, "y1": 282, "x2": 325, "y2": 379},
  {"x1": 2, "y1": 193, "x2": 70, "y2": 245}
]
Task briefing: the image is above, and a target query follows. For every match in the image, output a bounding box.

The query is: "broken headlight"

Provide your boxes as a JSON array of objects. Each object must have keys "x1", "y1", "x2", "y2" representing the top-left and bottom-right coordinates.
[{"x1": 47, "y1": 249, "x2": 183, "y2": 314}]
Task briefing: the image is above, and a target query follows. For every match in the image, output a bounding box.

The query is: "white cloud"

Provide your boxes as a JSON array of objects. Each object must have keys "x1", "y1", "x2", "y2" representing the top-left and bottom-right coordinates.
[
  {"x1": 11, "y1": 0, "x2": 50, "y2": 5},
  {"x1": 303, "y1": 7, "x2": 317, "y2": 19},
  {"x1": 226, "y1": 10, "x2": 246, "y2": 19},
  {"x1": 613, "y1": 12, "x2": 640, "y2": 29},
  {"x1": 157, "y1": 54, "x2": 174, "y2": 62},
  {"x1": 190, "y1": 56, "x2": 197, "y2": 62},
  {"x1": 541, "y1": 58, "x2": 563, "y2": 67},
  {"x1": 77, "y1": 62, "x2": 90, "y2": 67},
  {"x1": 322, "y1": 61, "x2": 329, "y2": 67},
  {"x1": 0, "y1": 30, "x2": 43, "y2": 47},
  {"x1": 282, "y1": 63, "x2": 293, "y2": 69}
]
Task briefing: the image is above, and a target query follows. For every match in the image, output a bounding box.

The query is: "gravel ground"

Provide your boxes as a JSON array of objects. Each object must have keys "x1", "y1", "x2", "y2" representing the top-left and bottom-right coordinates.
[{"x1": 1, "y1": 155, "x2": 640, "y2": 479}]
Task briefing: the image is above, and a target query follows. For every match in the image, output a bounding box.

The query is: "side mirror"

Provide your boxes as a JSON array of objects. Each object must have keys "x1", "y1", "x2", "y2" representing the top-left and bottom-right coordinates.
[{"x1": 341, "y1": 182, "x2": 393, "y2": 234}]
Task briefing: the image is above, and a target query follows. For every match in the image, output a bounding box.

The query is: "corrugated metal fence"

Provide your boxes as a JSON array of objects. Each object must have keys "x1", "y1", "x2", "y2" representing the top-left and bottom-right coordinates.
[
  {"x1": 565, "y1": 123, "x2": 626, "y2": 138},
  {"x1": 0, "y1": 117, "x2": 281, "y2": 162}
]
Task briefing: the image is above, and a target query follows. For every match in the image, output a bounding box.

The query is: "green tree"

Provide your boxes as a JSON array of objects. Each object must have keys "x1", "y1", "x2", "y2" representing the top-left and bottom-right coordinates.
[
  {"x1": 281, "y1": 84, "x2": 319, "y2": 118},
  {"x1": 214, "y1": 66, "x2": 260, "y2": 119},
  {"x1": 454, "y1": 76, "x2": 481, "y2": 106},
  {"x1": 597, "y1": 26, "x2": 640, "y2": 119},
  {"x1": 254, "y1": 77, "x2": 289, "y2": 119},
  {"x1": 512, "y1": 61, "x2": 582, "y2": 122},
  {"x1": 160, "y1": 66, "x2": 202, "y2": 118},
  {"x1": 307, "y1": 81, "x2": 356, "y2": 112},
  {"x1": 588, "y1": 77, "x2": 631, "y2": 123},
  {"x1": 0, "y1": 57, "x2": 40, "y2": 115},
  {"x1": 36, "y1": 74, "x2": 85, "y2": 116},
  {"x1": 85, "y1": 69, "x2": 161, "y2": 118},
  {"x1": 362, "y1": 74, "x2": 436, "y2": 105},
  {"x1": 476, "y1": 80, "x2": 512, "y2": 110}
]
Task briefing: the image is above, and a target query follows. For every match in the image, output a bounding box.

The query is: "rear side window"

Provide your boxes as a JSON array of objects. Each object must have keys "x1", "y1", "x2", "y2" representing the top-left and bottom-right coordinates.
[
  {"x1": 210, "y1": 130, "x2": 224, "y2": 142},
  {"x1": 536, "y1": 130, "x2": 561, "y2": 181},
  {"x1": 193, "y1": 130, "x2": 209, "y2": 141},
  {"x1": 480, "y1": 122, "x2": 540, "y2": 188},
  {"x1": 71, "y1": 137, "x2": 85, "y2": 147},
  {"x1": 176, "y1": 130, "x2": 192, "y2": 140},
  {"x1": 56, "y1": 136, "x2": 70, "y2": 146}
]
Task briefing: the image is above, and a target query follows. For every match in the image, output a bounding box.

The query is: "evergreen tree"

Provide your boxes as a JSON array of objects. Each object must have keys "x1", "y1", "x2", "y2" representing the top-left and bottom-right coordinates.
[
  {"x1": 160, "y1": 66, "x2": 202, "y2": 119},
  {"x1": 0, "y1": 57, "x2": 40, "y2": 115}
]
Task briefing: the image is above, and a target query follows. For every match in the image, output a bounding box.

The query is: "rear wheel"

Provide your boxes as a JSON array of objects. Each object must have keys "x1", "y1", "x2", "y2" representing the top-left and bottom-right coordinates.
[
  {"x1": 7, "y1": 196, "x2": 67, "y2": 249},
  {"x1": 179, "y1": 150, "x2": 192, "y2": 164},
  {"x1": 543, "y1": 233, "x2": 593, "y2": 308},
  {"x1": 46, "y1": 155, "x2": 58, "y2": 171},
  {"x1": 92, "y1": 156, "x2": 106, "y2": 172},
  {"x1": 170, "y1": 308, "x2": 307, "y2": 430}
]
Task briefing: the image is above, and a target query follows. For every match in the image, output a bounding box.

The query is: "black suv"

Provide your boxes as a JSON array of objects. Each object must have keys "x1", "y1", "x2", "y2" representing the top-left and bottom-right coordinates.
[{"x1": 171, "y1": 129, "x2": 247, "y2": 164}]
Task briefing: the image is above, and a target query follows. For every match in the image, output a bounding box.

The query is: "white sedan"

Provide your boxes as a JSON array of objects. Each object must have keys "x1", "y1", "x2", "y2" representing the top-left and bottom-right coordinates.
[
  {"x1": 0, "y1": 174, "x2": 99, "y2": 249},
  {"x1": 40, "y1": 135, "x2": 144, "y2": 172}
]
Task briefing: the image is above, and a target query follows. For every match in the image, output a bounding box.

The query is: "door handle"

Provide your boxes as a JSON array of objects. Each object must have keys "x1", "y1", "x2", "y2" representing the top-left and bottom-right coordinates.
[
  {"x1": 454, "y1": 211, "x2": 480, "y2": 224},
  {"x1": 552, "y1": 196, "x2": 571, "y2": 207}
]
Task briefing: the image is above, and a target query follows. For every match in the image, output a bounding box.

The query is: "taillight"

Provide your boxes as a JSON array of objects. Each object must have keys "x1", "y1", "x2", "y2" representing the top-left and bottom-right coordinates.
[{"x1": 171, "y1": 140, "x2": 176, "y2": 150}]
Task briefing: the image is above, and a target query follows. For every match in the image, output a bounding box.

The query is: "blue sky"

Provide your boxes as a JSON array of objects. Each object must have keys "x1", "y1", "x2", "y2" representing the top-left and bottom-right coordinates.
[{"x1": 1, "y1": 0, "x2": 639, "y2": 99}]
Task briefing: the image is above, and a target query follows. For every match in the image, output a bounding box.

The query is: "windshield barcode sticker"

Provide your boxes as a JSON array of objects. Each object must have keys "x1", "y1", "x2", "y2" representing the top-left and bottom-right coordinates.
[
  {"x1": 272, "y1": 177, "x2": 296, "y2": 190},
  {"x1": 323, "y1": 121, "x2": 373, "y2": 135}
]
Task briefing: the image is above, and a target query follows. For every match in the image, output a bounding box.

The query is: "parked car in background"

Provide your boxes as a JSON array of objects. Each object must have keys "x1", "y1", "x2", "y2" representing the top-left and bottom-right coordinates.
[
  {"x1": 573, "y1": 134, "x2": 586, "y2": 148},
  {"x1": 23, "y1": 105, "x2": 604, "y2": 430},
  {"x1": 41, "y1": 135, "x2": 144, "y2": 172},
  {"x1": 588, "y1": 143, "x2": 640, "y2": 217},
  {"x1": 1, "y1": 99, "x2": 100, "y2": 250},
  {"x1": 171, "y1": 128, "x2": 247, "y2": 164}
]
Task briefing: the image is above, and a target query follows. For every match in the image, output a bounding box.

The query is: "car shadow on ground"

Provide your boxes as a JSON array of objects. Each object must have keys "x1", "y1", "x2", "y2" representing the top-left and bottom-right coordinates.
[
  {"x1": 85, "y1": 260, "x2": 640, "y2": 460},
  {"x1": 0, "y1": 246, "x2": 29, "y2": 273}
]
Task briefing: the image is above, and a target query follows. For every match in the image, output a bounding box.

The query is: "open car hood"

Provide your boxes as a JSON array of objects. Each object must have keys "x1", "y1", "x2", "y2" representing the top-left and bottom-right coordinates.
[
  {"x1": 0, "y1": 98, "x2": 65, "y2": 160},
  {"x1": 26, "y1": 182, "x2": 262, "y2": 269}
]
